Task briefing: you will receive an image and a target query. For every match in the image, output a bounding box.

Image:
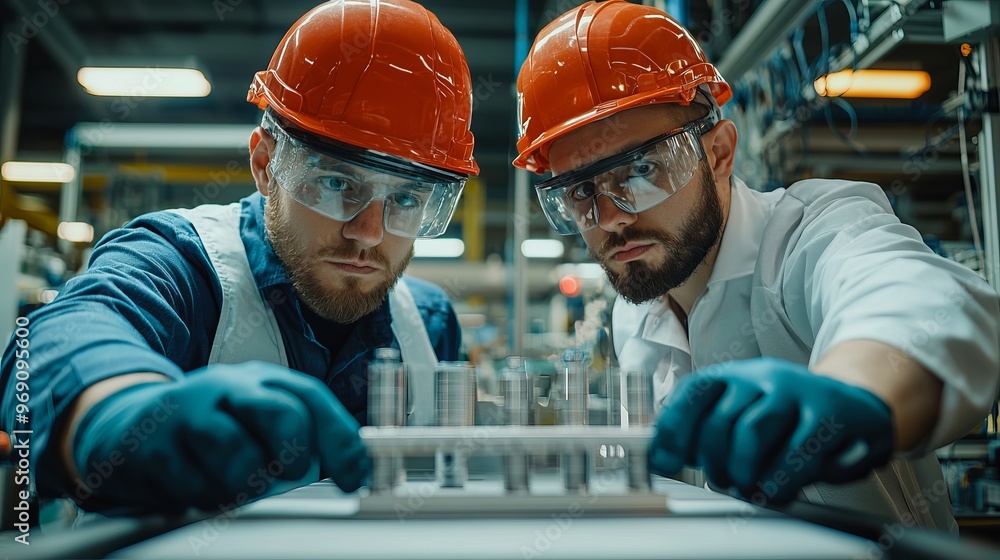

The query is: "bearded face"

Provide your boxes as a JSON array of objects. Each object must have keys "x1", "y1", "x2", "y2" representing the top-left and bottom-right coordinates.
[
  {"x1": 265, "y1": 187, "x2": 414, "y2": 323},
  {"x1": 589, "y1": 163, "x2": 724, "y2": 304}
]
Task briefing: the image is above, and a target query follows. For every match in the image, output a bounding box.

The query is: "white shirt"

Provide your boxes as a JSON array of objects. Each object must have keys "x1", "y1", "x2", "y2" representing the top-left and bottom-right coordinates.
[{"x1": 613, "y1": 177, "x2": 1000, "y2": 531}]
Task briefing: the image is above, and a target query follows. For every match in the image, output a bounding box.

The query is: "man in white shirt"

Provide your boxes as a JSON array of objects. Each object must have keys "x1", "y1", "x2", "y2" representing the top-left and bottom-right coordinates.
[{"x1": 513, "y1": 0, "x2": 1000, "y2": 532}]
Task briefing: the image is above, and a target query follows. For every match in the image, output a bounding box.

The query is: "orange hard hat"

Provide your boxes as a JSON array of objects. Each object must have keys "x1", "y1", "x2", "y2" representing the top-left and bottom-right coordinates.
[
  {"x1": 248, "y1": 0, "x2": 478, "y2": 176},
  {"x1": 513, "y1": 0, "x2": 732, "y2": 174}
]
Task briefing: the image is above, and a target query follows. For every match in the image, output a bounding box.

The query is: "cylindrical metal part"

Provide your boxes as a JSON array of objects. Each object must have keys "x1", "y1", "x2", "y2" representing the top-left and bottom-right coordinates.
[
  {"x1": 367, "y1": 347, "x2": 407, "y2": 428},
  {"x1": 555, "y1": 349, "x2": 588, "y2": 426},
  {"x1": 435, "y1": 449, "x2": 468, "y2": 488},
  {"x1": 627, "y1": 450, "x2": 651, "y2": 491},
  {"x1": 561, "y1": 453, "x2": 589, "y2": 492},
  {"x1": 500, "y1": 357, "x2": 531, "y2": 492},
  {"x1": 435, "y1": 362, "x2": 477, "y2": 427},
  {"x1": 434, "y1": 362, "x2": 476, "y2": 488},
  {"x1": 622, "y1": 369, "x2": 653, "y2": 490},
  {"x1": 557, "y1": 350, "x2": 589, "y2": 492},
  {"x1": 606, "y1": 365, "x2": 622, "y2": 427},
  {"x1": 367, "y1": 347, "x2": 407, "y2": 493},
  {"x1": 501, "y1": 356, "x2": 531, "y2": 426},
  {"x1": 503, "y1": 452, "x2": 530, "y2": 492},
  {"x1": 622, "y1": 369, "x2": 654, "y2": 427},
  {"x1": 370, "y1": 457, "x2": 405, "y2": 492}
]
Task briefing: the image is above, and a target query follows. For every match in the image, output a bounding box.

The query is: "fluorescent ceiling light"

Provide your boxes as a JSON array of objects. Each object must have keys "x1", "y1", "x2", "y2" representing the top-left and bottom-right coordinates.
[
  {"x1": 78, "y1": 67, "x2": 211, "y2": 97},
  {"x1": 414, "y1": 238, "x2": 465, "y2": 258},
  {"x1": 1, "y1": 161, "x2": 76, "y2": 183},
  {"x1": 814, "y1": 69, "x2": 931, "y2": 99},
  {"x1": 57, "y1": 222, "x2": 94, "y2": 243},
  {"x1": 71, "y1": 123, "x2": 255, "y2": 150},
  {"x1": 521, "y1": 239, "x2": 564, "y2": 258}
]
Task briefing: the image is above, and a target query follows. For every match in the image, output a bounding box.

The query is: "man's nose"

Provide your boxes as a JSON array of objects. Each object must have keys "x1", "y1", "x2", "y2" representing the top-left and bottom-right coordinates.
[
  {"x1": 595, "y1": 193, "x2": 638, "y2": 232},
  {"x1": 342, "y1": 199, "x2": 385, "y2": 247}
]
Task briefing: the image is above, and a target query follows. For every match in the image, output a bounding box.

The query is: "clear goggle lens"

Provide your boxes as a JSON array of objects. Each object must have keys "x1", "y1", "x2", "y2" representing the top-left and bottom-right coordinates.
[
  {"x1": 264, "y1": 113, "x2": 466, "y2": 239},
  {"x1": 536, "y1": 114, "x2": 716, "y2": 235}
]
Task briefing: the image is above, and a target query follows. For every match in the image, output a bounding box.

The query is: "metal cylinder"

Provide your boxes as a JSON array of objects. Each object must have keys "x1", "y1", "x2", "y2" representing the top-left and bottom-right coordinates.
[
  {"x1": 561, "y1": 453, "x2": 589, "y2": 492},
  {"x1": 367, "y1": 347, "x2": 407, "y2": 427},
  {"x1": 555, "y1": 349, "x2": 588, "y2": 426},
  {"x1": 367, "y1": 347, "x2": 407, "y2": 492},
  {"x1": 556, "y1": 350, "x2": 589, "y2": 492},
  {"x1": 627, "y1": 450, "x2": 651, "y2": 491},
  {"x1": 622, "y1": 369, "x2": 653, "y2": 490},
  {"x1": 501, "y1": 356, "x2": 531, "y2": 426},
  {"x1": 500, "y1": 356, "x2": 530, "y2": 492},
  {"x1": 622, "y1": 369, "x2": 654, "y2": 427},
  {"x1": 606, "y1": 365, "x2": 622, "y2": 427},
  {"x1": 434, "y1": 362, "x2": 476, "y2": 488},
  {"x1": 435, "y1": 362, "x2": 477, "y2": 427}
]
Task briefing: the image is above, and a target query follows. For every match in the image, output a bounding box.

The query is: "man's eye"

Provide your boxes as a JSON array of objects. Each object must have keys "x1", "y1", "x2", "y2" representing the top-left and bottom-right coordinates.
[
  {"x1": 629, "y1": 159, "x2": 657, "y2": 177},
  {"x1": 568, "y1": 181, "x2": 596, "y2": 201},
  {"x1": 317, "y1": 176, "x2": 353, "y2": 192},
  {"x1": 391, "y1": 191, "x2": 423, "y2": 209}
]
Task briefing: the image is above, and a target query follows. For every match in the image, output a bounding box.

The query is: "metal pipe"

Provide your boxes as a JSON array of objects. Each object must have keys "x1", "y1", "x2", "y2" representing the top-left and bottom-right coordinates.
[
  {"x1": 359, "y1": 426, "x2": 654, "y2": 455},
  {"x1": 434, "y1": 362, "x2": 477, "y2": 488},
  {"x1": 978, "y1": 37, "x2": 1000, "y2": 289},
  {"x1": 716, "y1": 0, "x2": 825, "y2": 83},
  {"x1": 510, "y1": 0, "x2": 531, "y2": 357}
]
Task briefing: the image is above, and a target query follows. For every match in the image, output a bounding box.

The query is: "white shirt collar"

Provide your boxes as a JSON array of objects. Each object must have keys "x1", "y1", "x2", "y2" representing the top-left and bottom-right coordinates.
[{"x1": 705, "y1": 176, "x2": 780, "y2": 286}]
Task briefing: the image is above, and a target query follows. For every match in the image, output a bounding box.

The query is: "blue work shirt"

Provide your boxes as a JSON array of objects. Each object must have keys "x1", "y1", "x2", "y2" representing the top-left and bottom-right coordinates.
[{"x1": 0, "y1": 192, "x2": 460, "y2": 500}]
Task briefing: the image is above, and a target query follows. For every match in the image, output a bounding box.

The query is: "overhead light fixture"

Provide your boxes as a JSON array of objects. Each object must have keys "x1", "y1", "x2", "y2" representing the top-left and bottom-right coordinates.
[
  {"x1": 414, "y1": 238, "x2": 465, "y2": 258},
  {"x1": 57, "y1": 222, "x2": 94, "y2": 243},
  {"x1": 521, "y1": 239, "x2": 564, "y2": 258},
  {"x1": 78, "y1": 66, "x2": 211, "y2": 97},
  {"x1": 1, "y1": 161, "x2": 76, "y2": 183},
  {"x1": 814, "y1": 69, "x2": 931, "y2": 99},
  {"x1": 70, "y1": 123, "x2": 255, "y2": 150}
]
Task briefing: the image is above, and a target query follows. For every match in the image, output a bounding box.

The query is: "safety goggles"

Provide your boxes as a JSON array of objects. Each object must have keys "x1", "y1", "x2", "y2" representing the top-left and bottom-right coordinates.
[
  {"x1": 262, "y1": 111, "x2": 467, "y2": 239},
  {"x1": 535, "y1": 113, "x2": 718, "y2": 235}
]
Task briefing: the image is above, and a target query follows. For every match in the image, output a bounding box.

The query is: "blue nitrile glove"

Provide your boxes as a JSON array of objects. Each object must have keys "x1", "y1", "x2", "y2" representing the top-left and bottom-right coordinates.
[
  {"x1": 72, "y1": 362, "x2": 371, "y2": 512},
  {"x1": 649, "y1": 357, "x2": 894, "y2": 504}
]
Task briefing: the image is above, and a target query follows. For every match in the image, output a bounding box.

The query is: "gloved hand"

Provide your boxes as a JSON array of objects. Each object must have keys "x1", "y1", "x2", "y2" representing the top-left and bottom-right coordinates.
[
  {"x1": 73, "y1": 361, "x2": 371, "y2": 512},
  {"x1": 648, "y1": 357, "x2": 893, "y2": 504}
]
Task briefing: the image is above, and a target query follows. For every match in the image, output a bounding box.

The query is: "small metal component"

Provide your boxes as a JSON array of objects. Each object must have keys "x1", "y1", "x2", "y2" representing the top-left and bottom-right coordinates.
[
  {"x1": 435, "y1": 361, "x2": 477, "y2": 427},
  {"x1": 598, "y1": 327, "x2": 621, "y2": 427},
  {"x1": 606, "y1": 365, "x2": 622, "y2": 427},
  {"x1": 622, "y1": 369, "x2": 654, "y2": 427},
  {"x1": 501, "y1": 356, "x2": 531, "y2": 426},
  {"x1": 434, "y1": 361, "x2": 477, "y2": 488},
  {"x1": 368, "y1": 347, "x2": 407, "y2": 427},
  {"x1": 367, "y1": 347, "x2": 407, "y2": 493},
  {"x1": 622, "y1": 369, "x2": 654, "y2": 490},
  {"x1": 557, "y1": 349, "x2": 589, "y2": 492},
  {"x1": 555, "y1": 349, "x2": 588, "y2": 426},
  {"x1": 500, "y1": 357, "x2": 530, "y2": 492},
  {"x1": 626, "y1": 450, "x2": 651, "y2": 491}
]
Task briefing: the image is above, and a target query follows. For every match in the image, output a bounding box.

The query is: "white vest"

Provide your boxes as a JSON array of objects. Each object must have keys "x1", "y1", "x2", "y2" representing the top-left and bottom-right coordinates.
[{"x1": 170, "y1": 203, "x2": 440, "y2": 426}]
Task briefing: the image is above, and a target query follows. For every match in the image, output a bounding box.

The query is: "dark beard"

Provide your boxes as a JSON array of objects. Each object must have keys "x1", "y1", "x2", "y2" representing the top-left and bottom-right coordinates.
[
  {"x1": 265, "y1": 189, "x2": 413, "y2": 323},
  {"x1": 591, "y1": 164, "x2": 724, "y2": 304}
]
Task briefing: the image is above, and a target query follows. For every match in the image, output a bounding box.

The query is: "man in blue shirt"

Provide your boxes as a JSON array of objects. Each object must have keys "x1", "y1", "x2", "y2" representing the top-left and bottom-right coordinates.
[{"x1": 0, "y1": 0, "x2": 478, "y2": 514}]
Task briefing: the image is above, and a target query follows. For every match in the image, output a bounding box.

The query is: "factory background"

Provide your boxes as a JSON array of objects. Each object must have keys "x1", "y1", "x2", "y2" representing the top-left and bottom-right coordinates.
[{"x1": 0, "y1": 0, "x2": 998, "y2": 553}]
